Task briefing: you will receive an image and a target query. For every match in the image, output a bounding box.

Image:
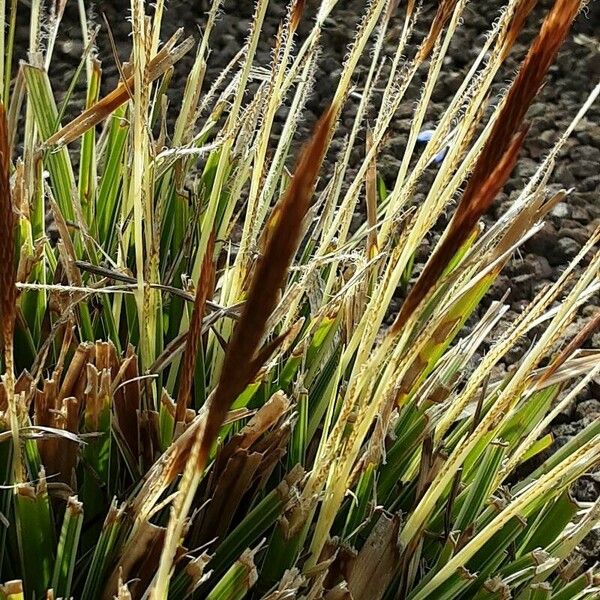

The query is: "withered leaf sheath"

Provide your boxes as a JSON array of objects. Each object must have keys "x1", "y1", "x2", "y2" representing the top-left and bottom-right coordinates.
[
  {"x1": 199, "y1": 105, "x2": 335, "y2": 462},
  {"x1": 45, "y1": 31, "x2": 194, "y2": 147},
  {"x1": 392, "y1": 0, "x2": 583, "y2": 332}
]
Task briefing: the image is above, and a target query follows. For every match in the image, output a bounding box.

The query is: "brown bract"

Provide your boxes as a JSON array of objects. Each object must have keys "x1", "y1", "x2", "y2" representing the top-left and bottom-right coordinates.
[
  {"x1": 538, "y1": 309, "x2": 600, "y2": 387},
  {"x1": 502, "y1": 0, "x2": 539, "y2": 59},
  {"x1": 290, "y1": 0, "x2": 306, "y2": 33}
]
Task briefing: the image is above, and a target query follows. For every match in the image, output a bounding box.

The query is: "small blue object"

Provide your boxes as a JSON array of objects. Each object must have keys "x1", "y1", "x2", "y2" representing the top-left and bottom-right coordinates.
[
  {"x1": 417, "y1": 129, "x2": 435, "y2": 143},
  {"x1": 417, "y1": 129, "x2": 449, "y2": 165},
  {"x1": 433, "y1": 146, "x2": 449, "y2": 164}
]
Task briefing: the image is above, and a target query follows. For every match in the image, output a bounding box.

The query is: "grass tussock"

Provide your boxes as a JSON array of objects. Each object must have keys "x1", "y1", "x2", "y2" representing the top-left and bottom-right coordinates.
[{"x1": 0, "y1": 0, "x2": 599, "y2": 598}]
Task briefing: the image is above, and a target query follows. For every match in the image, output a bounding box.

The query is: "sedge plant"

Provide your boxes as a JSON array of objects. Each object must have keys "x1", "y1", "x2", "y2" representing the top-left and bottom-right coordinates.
[{"x1": 0, "y1": 0, "x2": 600, "y2": 598}]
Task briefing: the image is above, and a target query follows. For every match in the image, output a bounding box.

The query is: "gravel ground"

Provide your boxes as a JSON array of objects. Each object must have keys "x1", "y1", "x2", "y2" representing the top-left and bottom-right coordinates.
[{"x1": 14, "y1": 0, "x2": 600, "y2": 561}]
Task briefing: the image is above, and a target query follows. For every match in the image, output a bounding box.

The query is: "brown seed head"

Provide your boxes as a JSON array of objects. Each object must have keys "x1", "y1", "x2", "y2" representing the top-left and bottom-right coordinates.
[
  {"x1": 199, "y1": 105, "x2": 335, "y2": 463},
  {"x1": 392, "y1": 0, "x2": 582, "y2": 332}
]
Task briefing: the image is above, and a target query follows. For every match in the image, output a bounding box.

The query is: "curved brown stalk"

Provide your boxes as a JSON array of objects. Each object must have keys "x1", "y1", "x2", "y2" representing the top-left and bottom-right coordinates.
[
  {"x1": 0, "y1": 102, "x2": 22, "y2": 481},
  {"x1": 174, "y1": 235, "x2": 215, "y2": 426}
]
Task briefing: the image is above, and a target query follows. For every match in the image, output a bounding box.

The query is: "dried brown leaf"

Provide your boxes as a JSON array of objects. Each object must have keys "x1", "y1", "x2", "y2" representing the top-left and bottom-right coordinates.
[
  {"x1": 416, "y1": 0, "x2": 459, "y2": 62},
  {"x1": 538, "y1": 309, "x2": 600, "y2": 386}
]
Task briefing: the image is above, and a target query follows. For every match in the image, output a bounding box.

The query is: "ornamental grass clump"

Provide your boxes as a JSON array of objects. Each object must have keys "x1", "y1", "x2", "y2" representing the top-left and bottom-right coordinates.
[{"x1": 0, "y1": 0, "x2": 599, "y2": 598}]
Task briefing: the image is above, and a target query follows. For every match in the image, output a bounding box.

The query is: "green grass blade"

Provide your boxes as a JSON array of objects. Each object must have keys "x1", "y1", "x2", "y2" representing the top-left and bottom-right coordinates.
[
  {"x1": 51, "y1": 496, "x2": 84, "y2": 599},
  {"x1": 22, "y1": 63, "x2": 76, "y2": 221},
  {"x1": 14, "y1": 481, "x2": 55, "y2": 598}
]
